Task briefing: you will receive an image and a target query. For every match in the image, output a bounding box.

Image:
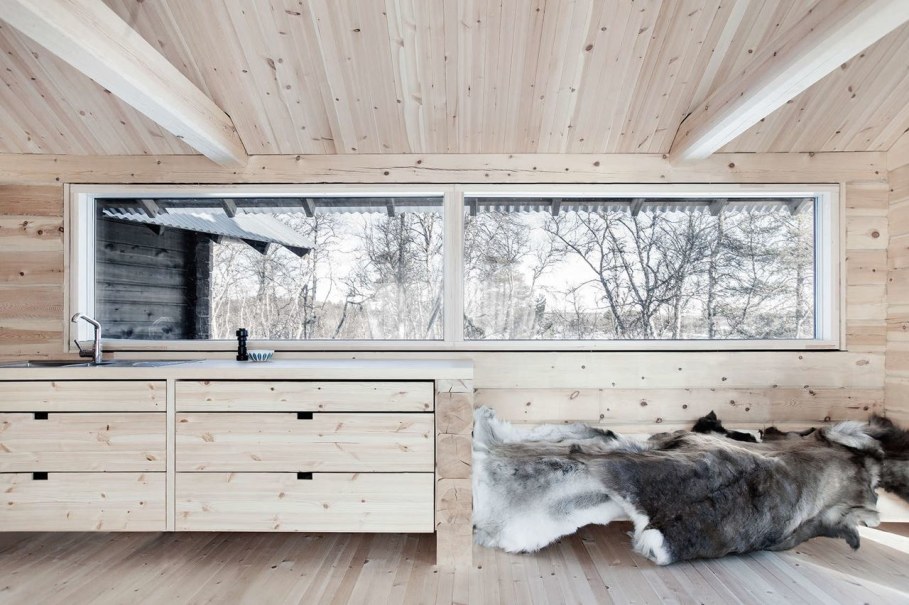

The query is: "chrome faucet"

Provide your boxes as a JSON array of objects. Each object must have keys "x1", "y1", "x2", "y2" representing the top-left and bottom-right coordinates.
[{"x1": 71, "y1": 313, "x2": 103, "y2": 365}]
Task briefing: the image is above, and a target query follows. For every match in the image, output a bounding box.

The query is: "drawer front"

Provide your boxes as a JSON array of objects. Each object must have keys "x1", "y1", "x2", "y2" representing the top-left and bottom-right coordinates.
[
  {"x1": 176, "y1": 413, "x2": 433, "y2": 472},
  {"x1": 0, "y1": 381, "x2": 165, "y2": 412},
  {"x1": 0, "y1": 472, "x2": 165, "y2": 531},
  {"x1": 0, "y1": 413, "x2": 165, "y2": 472},
  {"x1": 176, "y1": 381, "x2": 433, "y2": 412},
  {"x1": 176, "y1": 472, "x2": 434, "y2": 532}
]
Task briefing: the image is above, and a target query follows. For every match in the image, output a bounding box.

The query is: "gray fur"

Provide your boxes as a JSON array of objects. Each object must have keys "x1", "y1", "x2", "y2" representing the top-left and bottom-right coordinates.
[{"x1": 473, "y1": 408, "x2": 909, "y2": 565}]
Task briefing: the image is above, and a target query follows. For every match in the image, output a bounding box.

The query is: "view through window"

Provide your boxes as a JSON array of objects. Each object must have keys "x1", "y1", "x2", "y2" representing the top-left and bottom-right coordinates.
[
  {"x1": 463, "y1": 196, "x2": 816, "y2": 340},
  {"x1": 86, "y1": 189, "x2": 825, "y2": 346},
  {"x1": 95, "y1": 197, "x2": 444, "y2": 340}
]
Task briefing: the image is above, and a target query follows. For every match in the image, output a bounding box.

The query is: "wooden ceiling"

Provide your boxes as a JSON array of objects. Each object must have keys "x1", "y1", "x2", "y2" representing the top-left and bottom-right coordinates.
[{"x1": 1, "y1": 0, "x2": 908, "y2": 156}]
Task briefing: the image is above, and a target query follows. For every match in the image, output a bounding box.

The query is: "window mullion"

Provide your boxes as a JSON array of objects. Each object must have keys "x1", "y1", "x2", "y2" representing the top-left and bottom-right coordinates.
[{"x1": 443, "y1": 187, "x2": 465, "y2": 346}]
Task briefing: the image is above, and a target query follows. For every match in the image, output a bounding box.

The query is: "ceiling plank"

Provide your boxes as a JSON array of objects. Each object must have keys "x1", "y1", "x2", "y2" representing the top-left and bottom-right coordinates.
[
  {"x1": 889, "y1": 129, "x2": 909, "y2": 171},
  {"x1": 669, "y1": 0, "x2": 909, "y2": 162},
  {"x1": 0, "y1": 0, "x2": 247, "y2": 167}
]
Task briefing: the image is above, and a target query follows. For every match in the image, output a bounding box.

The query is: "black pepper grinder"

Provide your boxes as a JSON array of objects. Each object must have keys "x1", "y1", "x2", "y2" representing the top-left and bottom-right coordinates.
[{"x1": 236, "y1": 328, "x2": 249, "y2": 361}]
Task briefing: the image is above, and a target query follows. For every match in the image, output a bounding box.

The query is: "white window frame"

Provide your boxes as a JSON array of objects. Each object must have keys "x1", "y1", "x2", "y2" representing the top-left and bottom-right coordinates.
[{"x1": 66, "y1": 183, "x2": 841, "y2": 353}]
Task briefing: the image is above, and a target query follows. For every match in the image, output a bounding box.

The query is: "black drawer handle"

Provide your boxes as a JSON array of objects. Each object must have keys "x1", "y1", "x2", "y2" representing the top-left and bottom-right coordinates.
[
  {"x1": 297, "y1": 472, "x2": 313, "y2": 480},
  {"x1": 34, "y1": 412, "x2": 48, "y2": 420},
  {"x1": 297, "y1": 412, "x2": 313, "y2": 420},
  {"x1": 32, "y1": 472, "x2": 48, "y2": 480}
]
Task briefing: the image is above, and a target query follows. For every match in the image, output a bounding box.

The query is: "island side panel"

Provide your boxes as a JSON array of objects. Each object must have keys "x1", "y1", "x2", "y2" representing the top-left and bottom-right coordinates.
[{"x1": 435, "y1": 378, "x2": 474, "y2": 567}]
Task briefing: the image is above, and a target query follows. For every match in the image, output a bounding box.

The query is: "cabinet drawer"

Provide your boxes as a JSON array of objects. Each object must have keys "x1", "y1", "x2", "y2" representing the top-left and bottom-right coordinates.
[
  {"x1": 176, "y1": 472, "x2": 433, "y2": 532},
  {"x1": 0, "y1": 381, "x2": 165, "y2": 412},
  {"x1": 0, "y1": 472, "x2": 165, "y2": 531},
  {"x1": 0, "y1": 412, "x2": 165, "y2": 472},
  {"x1": 176, "y1": 413, "x2": 433, "y2": 472},
  {"x1": 176, "y1": 381, "x2": 433, "y2": 412}
]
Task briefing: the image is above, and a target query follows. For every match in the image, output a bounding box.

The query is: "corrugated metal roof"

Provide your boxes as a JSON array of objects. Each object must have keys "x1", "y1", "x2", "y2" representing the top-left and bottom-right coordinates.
[
  {"x1": 101, "y1": 207, "x2": 314, "y2": 255},
  {"x1": 467, "y1": 197, "x2": 814, "y2": 216},
  {"x1": 103, "y1": 197, "x2": 444, "y2": 216},
  {"x1": 99, "y1": 196, "x2": 813, "y2": 221}
]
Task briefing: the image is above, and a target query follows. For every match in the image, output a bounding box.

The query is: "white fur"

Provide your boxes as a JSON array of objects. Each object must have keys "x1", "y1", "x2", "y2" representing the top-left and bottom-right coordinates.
[
  {"x1": 473, "y1": 408, "x2": 631, "y2": 553},
  {"x1": 609, "y1": 494, "x2": 672, "y2": 565},
  {"x1": 823, "y1": 421, "x2": 882, "y2": 454}
]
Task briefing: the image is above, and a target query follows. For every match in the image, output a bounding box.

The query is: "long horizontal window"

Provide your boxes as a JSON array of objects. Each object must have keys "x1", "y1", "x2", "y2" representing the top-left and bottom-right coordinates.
[
  {"x1": 92, "y1": 195, "x2": 443, "y2": 341},
  {"x1": 464, "y1": 196, "x2": 815, "y2": 341},
  {"x1": 69, "y1": 185, "x2": 839, "y2": 350}
]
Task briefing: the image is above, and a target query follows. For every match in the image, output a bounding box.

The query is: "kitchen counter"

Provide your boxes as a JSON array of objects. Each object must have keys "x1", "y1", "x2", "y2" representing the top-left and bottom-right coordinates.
[
  {"x1": 0, "y1": 358, "x2": 474, "y2": 381},
  {"x1": 0, "y1": 357, "x2": 475, "y2": 566}
]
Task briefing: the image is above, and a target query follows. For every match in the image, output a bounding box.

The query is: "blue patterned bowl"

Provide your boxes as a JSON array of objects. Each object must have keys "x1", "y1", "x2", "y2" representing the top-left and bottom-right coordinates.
[{"x1": 248, "y1": 349, "x2": 274, "y2": 362}]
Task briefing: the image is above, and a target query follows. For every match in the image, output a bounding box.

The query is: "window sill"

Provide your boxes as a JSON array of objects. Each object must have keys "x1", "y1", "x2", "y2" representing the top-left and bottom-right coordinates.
[{"x1": 81, "y1": 339, "x2": 842, "y2": 354}]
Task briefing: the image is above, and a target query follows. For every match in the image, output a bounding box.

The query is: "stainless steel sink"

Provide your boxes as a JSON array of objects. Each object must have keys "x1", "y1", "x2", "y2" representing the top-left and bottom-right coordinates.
[
  {"x1": 0, "y1": 360, "x2": 94, "y2": 368},
  {"x1": 0, "y1": 359, "x2": 203, "y2": 368},
  {"x1": 99, "y1": 360, "x2": 204, "y2": 367}
]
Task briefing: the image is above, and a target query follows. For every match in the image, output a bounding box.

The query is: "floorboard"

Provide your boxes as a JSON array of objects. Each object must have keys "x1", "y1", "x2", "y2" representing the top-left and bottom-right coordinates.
[{"x1": 0, "y1": 523, "x2": 906, "y2": 604}]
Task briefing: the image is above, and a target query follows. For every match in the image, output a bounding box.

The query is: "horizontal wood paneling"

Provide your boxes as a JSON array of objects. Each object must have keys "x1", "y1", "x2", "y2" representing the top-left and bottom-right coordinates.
[
  {"x1": 0, "y1": 184, "x2": 64, "y2": 359},
  {"x1": 476, "y1": 387, "x2": 882, "y2": 426},
  {"x1": 175, "y1": 412, "x2": 434, "y2": 472},
  {"x1": 176, "y1": 380, "x2": 434, "y2": 412},
  {"x1": 175, "y1": 472, "x2": 434, "y2": 532},
  {"x1": 0, "y1": 159, "x2": 895, "y2": 430},
  {"x1": 467, "y1": 351, "x2": 883, "y2": 390},
  {"x1": 0, "y1": 472, "x2": 165, "y2": 531},
  {"x1": 0, "y1": 381, "x2": 165, "y2": 411},
  {"x1": 0, "y1": 412, "x2": 165, "y2": 471},
  {"x1": 0, "y1": 152, "x2": 887, "y2": 185}
]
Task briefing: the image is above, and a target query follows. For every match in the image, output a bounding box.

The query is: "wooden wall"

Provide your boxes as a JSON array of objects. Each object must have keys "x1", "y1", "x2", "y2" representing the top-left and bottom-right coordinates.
[
  {"x1": 887, "y1": 154, "x2": 909, "y2": 424},
  {"x1": 96, "y1": 218, "x2": 207, "y2": 340},
  {"x1": 0, "y1": 184, "x2": 64, "y2": 359},
  {"x1": 0, "y1": 152, "x2": 891, "y2": 431}
]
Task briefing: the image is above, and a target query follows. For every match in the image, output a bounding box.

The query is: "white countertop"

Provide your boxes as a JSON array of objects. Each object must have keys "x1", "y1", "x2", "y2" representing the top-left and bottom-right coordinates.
[{"x1": 0, "y1": 358, "x2": 474, "y2": 381}]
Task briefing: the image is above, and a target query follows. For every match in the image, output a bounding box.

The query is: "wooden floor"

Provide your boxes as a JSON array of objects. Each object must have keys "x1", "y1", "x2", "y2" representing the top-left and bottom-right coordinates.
[{"x1": 0, "y1": 523, "x2": 907, "y2": 604}]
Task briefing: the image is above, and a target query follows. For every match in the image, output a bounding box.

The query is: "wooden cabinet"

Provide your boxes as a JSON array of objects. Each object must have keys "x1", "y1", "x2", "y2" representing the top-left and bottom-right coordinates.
[
  {"x1": 176, "y1": 412, "x2": 433, "y2": 472},
  {"x1": 174, "y1": 380, "x2": 437, "y2": 533},
  {"x1": 0, "y1": 381, "x2": 165, "y2": 411},
  {"x1": 176, "y1": 473, "x2": 434, "y2": 532},
  {"x1": 0, "y1": 412, "x2": 165, "y2": 472},
  {"x1": 0, "y1": 363, "x2": 475, "y2": 566},
  {"x1": 0, "y1": 472, "x2": 164, "y2": 531},
  {"x1": 176, "y1": 380, "x2": 433, "y2": 412},
  {"x1": 0, "y1": 380, "x2": 167, "y2": 531}
]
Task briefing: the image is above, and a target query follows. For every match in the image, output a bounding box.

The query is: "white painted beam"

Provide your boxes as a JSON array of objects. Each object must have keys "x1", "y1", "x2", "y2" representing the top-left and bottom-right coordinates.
[
  {"x1": 670, "y1": 0, "x2": 909, "y2": 162},
  {"x1": 0, "y1": 0, "x2": 248, "y2": 167}
]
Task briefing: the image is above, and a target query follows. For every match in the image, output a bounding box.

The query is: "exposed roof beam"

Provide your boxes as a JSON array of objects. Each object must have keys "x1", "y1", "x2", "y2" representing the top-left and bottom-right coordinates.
[
  {"x1": 301, "y1": 198, "x2": 315, "y2": 218},
  {"x1": 242, "y1": 240, "x2": 270, "y2": 255},
  {"x1": 386, "y1": 200, "x2": 396, "y2": 217},
  {"x1": 222, "y1": 200, "x2": 238, "y2": 218},
  {"x1": 670, "y1": 0, "x2": 909, "y2": 162},
  {"x1": 629, "y1": 198, "x2": 645, "y2": 217},
  {"x1": 286, "y1": 246, "x2": 310, "y2": 258},
  {"x1": 789, "y1": 198, "x2": 814, "y2": 216},
  {"x1": 139, "y1": 199, "x2": 161, "y2": 218},
  {"x1": 550, "y1": 198, "x2": 562, "y2": 217},
  {"x1": 708, "y1": 199, "x2": 728, "y2": 216},
  {"x1": 0, "y1": 0, "x2": 248, "y2": 168}
]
